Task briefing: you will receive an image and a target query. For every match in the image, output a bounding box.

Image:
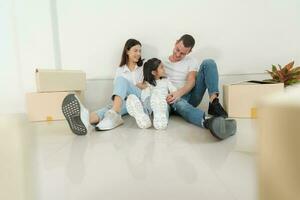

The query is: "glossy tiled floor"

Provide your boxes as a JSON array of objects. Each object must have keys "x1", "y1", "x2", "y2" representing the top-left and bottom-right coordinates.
[
  {"x1": 1, "y1": 114, "x2": 258, "y2": 200},
  {"x1": 1, "y1": 74, "x2": 267, "y2": 200}
]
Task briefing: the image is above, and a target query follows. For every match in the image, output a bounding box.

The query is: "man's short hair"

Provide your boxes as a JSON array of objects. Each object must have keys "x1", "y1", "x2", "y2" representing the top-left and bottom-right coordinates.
[{"x1": 178, "y1": 34, "x2": 195, "y2": 49}]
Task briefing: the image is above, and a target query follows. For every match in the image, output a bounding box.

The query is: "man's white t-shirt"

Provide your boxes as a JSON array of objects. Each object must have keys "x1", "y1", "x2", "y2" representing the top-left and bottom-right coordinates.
[
  {"x1": 163, "y1": 56, "x2": 199, "y2": 89},
  {"x1": 114, "y1": 64, "x2": 143, "y2": 85}
]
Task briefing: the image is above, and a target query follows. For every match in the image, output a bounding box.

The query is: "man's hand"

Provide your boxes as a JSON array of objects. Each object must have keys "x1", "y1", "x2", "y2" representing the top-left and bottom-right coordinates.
[{"x1": 166, "y1": 91, "x2": 182, "y2": 104}]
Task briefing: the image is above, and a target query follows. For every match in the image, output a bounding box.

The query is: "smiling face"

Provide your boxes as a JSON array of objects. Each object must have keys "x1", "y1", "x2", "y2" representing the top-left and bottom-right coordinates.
[
  {"x1": 127, "y1": 44, "x2": 141, "y2": 64},
  {"x1": 171, "y1": 40, "x2": 191, "y2": 62}
]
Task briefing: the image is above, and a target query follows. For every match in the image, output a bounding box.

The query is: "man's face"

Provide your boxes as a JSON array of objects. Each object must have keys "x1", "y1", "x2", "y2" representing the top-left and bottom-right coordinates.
[{"x1": 172, "y1": 40, "x2": 191, "y2": 62}]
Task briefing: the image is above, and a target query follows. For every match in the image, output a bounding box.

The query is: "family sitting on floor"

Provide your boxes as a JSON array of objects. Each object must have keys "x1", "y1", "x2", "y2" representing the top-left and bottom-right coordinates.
[{"x1": 62, "y1": 34, "x2": 237, "y2": 140}]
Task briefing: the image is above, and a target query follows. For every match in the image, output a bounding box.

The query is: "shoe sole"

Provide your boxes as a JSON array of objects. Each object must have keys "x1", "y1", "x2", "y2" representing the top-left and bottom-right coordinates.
[
  {"x1": 209, "y1": 117, "x2": 236, "y2": 140},
  {"x1": 151, "y1": 95, "x2": 168, "y2": 130},
  {"x1": 62, "y1": 94, "x2": 87, "y2": 135},
  {"x1": 126, "y1": 95, "x2": 151, "y2": 129}
]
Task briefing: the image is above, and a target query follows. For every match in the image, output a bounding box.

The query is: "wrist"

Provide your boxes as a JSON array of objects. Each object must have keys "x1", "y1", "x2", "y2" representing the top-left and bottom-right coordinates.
[{"x1": 177, "y1": 89, "x2": 185, "y2": 97}]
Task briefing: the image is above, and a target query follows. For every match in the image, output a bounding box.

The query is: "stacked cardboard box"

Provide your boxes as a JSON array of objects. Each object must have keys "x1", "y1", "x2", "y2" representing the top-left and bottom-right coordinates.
[
  {"x1": 26, "y1": 69, "x2": 86, "y2": 122},
  {"x1": 223, "y1": 81, "x2": 284, "y2": 118}
]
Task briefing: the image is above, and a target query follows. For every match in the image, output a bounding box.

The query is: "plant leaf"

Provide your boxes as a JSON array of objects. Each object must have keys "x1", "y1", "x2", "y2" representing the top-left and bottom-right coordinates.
[
  {"x1": 272, "y1": 65, "x2": 277, "y2": 73},
  {"x1": 266, "y1": 70, "x2": 279, "y2": 79},
  {"x1": 275, "y1": 70, "x2": 284, "y2": 82},
  {"x1": 284, "y1": 61, "x2": 294, "y2": 71},
  {"x1": 285, "y1": 79, "x2": 300, "y2": 86},
  {"x1": 290, "y1": 66, "x2": 300, "y2": 73}
]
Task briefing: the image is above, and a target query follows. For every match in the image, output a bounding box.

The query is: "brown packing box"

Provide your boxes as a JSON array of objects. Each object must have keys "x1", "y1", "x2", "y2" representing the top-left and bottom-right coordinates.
[
  {"x1": 36, "y1": 69, "x2": 86, "y2": 92},
  {"x1": 223, "y1": 81, "x2": 284, "y2": 118},
  {"x1": 26, "y1": 91, "x2": 84, "y2": 122}
]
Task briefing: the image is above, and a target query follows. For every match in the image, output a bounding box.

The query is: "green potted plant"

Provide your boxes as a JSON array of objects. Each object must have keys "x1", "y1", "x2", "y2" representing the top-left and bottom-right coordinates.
[{"x1": 265, "y1": 61, "x2": 300, "y2": 87}]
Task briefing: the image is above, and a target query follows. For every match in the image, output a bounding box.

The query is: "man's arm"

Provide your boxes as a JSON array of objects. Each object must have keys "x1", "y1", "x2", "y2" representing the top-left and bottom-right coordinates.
[{"x1": 166, "y1": 71, "x2": 196, "y2": 104}]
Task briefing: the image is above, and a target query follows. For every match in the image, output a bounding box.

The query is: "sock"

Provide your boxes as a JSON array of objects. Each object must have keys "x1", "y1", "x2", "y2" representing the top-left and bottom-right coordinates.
[{"x1": 202, "y1": 113, "x2": 209, "y2": 129}]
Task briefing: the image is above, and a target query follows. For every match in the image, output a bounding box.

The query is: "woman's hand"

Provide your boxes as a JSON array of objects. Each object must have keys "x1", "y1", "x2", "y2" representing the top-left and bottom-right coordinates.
[
  {"x1": 136, "y1": 82, "x2": 148, "y2": 90},
  {"x1": 166, "y1": 91, "x2": 182, "y2": 104}
]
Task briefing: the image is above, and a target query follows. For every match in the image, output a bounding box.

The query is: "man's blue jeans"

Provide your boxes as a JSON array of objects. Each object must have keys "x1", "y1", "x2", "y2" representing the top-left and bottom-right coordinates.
[{"x1": 170, "y1": 59, "x2": 219, "y2": 128}]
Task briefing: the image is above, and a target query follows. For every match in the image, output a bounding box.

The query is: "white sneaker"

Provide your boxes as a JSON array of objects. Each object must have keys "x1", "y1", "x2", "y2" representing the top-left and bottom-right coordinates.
[
  {"x1": 96, "y1": 109, "x2": 124, "y2": 130},
  {"x1": 62, "y1": 94, "x2": 90, "y2": 135},
  {"x1": 126, "y1": 94, "x2": 151, "y2": 129},
  {"x1": 150, "y1": 94, "x2": 168, "y2": 130}
]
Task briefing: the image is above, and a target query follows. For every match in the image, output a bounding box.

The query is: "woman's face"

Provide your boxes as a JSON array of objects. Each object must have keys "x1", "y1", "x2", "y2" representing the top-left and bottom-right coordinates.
[{"x1": 127, "y1": 44, "x2": 141, "y2": 64}]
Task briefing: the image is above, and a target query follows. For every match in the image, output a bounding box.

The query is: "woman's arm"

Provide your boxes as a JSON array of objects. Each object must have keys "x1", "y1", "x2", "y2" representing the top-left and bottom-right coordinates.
[{"x1": 136, "y1": 82, "x2": 148, "y2": 90}]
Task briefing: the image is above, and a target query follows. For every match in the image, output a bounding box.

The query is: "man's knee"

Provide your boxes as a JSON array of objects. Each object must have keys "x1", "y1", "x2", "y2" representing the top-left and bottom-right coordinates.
[
  {"x1": 199, "y1": 59, "x2": 218, "y2": 74},
  {"x1": 202, "y1": 59, "x2": 216, "y2": 66}
]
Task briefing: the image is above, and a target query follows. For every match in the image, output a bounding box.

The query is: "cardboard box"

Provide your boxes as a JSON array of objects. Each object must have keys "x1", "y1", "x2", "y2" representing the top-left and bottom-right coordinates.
[
  {"x1": 26, "y1": 91, "x2": 84, "y2": 122},
  {"x1": 258, "y1": 85, "x2": 300, "y2": 200},
  {"x1": 223, "y1": 81, "x2": 284, "y2": 118},
  {"x1": 36, "y1": 69, "x2": 86, "y2": 92}
]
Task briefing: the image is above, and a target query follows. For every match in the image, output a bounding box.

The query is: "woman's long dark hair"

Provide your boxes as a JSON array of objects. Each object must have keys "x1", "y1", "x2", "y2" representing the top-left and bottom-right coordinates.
[
  {"x1": 143, "y1": 58, "x2": 162, "y2": 86},
  {"x1": 119, "y1": 39, "x2": 143, "y2": 67}
]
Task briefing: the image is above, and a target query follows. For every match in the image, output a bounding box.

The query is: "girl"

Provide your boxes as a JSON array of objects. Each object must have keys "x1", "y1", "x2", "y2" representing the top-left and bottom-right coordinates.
[
  {"x1": 126, "y1": 58, "x2": 177, "y2": 130},
  {"x1": 62, "y1": 39, "x2": 146, "y2": 135}
]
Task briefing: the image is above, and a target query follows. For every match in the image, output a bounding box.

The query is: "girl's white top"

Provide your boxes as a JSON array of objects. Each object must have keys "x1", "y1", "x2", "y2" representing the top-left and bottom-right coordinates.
[{"x1": 141, "y1": 78, "x2": 177, "y2": 102}]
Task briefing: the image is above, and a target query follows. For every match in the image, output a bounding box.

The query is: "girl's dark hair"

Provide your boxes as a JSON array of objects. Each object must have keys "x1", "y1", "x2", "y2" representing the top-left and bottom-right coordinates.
[
  {"x1": 143, "y1": 58, "x2": 162, "y2": 86},
  {"x1": 119, "y1": 39, "x2": 143, "y2": 67}
]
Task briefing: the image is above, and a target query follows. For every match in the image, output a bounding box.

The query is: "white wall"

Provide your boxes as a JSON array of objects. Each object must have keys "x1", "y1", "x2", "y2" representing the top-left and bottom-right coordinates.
[
  {"x1": 0, "y1": 0, "x2": 24, "y2": 113},
  {"x1": 1, "y1": 0, "x2": 300, "y2": 114},
  {"x1": 57, "y1": 0, "x2": 300, "y2": 78},
  {"x1": 0, "y1": 0, "x2": 55, "y2": 114}
]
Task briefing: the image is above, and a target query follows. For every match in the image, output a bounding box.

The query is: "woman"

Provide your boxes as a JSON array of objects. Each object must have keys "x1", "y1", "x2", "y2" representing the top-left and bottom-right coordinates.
[{"x1": 62, "y1": 39, "x2": 146, "y2": 135}]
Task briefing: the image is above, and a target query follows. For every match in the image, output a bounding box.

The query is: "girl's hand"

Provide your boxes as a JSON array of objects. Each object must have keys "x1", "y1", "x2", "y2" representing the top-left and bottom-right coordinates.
[{"x1": 166, "y1": 91, "x2": 182, "y2": 104}]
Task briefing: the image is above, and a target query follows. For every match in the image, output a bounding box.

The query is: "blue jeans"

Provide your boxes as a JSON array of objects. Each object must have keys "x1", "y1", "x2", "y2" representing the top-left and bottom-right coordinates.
[
  {"x1": 170, "y1": 59, "x2": 219, "y2": 128},
  {"x1": 95, "y1": 77, "x2": 141, "y2": 120}
]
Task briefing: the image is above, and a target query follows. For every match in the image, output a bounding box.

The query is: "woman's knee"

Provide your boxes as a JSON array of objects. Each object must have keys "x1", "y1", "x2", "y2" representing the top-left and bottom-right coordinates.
[
  {"x1": 114, "y1": 76, "x2": 129, "y2": 86},
  {"x1": 113, "y1": 77, "x2": 130, "y2": 100}
]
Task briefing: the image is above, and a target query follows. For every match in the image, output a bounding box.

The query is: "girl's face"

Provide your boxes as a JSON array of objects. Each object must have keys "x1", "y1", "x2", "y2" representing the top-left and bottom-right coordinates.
[
  {"x1": 152, "y1": 63, "x2": 166, "y2": 79},
  {"x1": 127, "y1": 45, "x2": 141, "y2": 64}
]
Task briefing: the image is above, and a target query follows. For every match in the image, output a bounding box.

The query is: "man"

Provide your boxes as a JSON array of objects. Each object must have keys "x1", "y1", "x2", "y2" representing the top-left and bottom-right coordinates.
[{"x1": 164, "y1": 34, "x2": 236, "y2": 140}]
